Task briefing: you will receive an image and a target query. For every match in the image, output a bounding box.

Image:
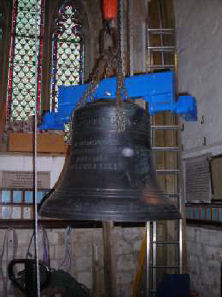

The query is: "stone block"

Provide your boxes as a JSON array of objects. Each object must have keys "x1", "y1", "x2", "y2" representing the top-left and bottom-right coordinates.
[
  {"x1": 77, "y1": 271, "x2": 92, "y2": 289},
  {"x1": 187, "y1": 242, "x2": 203, "y2": 257},
  {"x1": 75, "y1": 256, "x2": 92, "y2": 272},
  {"x1": 133, "y1": 239, "x2": 142, "y2": 252},
  {"x1": 47, "y1": 231, "x2": 59, "y2": 245},
  {"x1": 208, "y1": 230, "x2": 222, "y2": 247},
  {"x1": 117, "y1": 284, "x2": 131, "y2": 297},
  {"x1": 54, "y1": 245, "x2": 66, "y2": 261},
  {"x1": 187, "y1": 226, "x2": 196, "y2": 240},
  {"x1": 0, "y1": 230, "x2": 6, "y2": 243},
  {"x1": 16, "y1": 246, "x2": 27, "y2": 258},
  {"x1": 115, "y1": 238, "x2": 133, "y2": 256},
  {"x1": 122, "y1": 228, "x2": 144, "y2": 242},
  {"x1": 58, "y1": 231, "x2": 65, "y2": 245},
  {"x1": 72, "y1": 241, "x2": 93, "y2": 258},
  {"x1": 71, "y1": 229, "x2": 94, "y2": 244},
  {"x1": 17, "y1": 230, "x2": 33, "y2": 246},
  {"x1": 203, "y1": 245, "x2": 222, "y2": 261},
  {"x1": 116, "y1": 271, "x2": 133, "y2": 286},
  {"x1": 113, "y1": 227, "x2": 123, "y2": 238},
  {"x1": 91, "y1": 229, "x2": 103, "y2": 243},
  {"x1": 116, "y1": 254, "x2": 136, "y2": 272}
]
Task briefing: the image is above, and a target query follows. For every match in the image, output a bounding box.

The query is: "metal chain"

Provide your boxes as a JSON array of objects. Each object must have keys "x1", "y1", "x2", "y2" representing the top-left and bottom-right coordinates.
[
  {"x1": 77, "y1": 8, "x2": 132, "y2": 109},
  {"x1": 116, "y1": 0, "x2": 124, "y2": 104},
  {"x1": 116, "y1": 0, "x2": 133, "y2": 104},
  {"x1": 66, "y1": 15, "x2": 133, "y2": 143},
  {"x1": 78, "y1": 47, "x2": 116, "y2": 108}
]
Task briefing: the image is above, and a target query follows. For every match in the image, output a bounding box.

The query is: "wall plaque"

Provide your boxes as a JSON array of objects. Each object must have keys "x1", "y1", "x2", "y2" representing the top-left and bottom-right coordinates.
[
  {"x1": 0, "y1": 171, "x2": 50, "y2": 189},
  {"x1": 184, "y1": 154, "x2": 211, "y2": 203},
  {"x1": 210, "y1": 155, "x2": 222, "y2": 200}
]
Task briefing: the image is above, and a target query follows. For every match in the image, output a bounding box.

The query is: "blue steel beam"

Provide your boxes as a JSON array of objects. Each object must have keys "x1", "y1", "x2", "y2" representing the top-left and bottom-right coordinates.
[{"x1": 39, "y1": 71, "x2": 197, "y2": 130}]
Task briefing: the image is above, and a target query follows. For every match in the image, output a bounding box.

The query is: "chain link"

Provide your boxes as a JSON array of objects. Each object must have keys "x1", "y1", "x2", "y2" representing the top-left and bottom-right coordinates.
[
  {"x1": 78, "y1": 17, "x2": 132, "y2": 109},
  {"x1": 65, "y1": 8, "x2": 133, "y2": 143}
]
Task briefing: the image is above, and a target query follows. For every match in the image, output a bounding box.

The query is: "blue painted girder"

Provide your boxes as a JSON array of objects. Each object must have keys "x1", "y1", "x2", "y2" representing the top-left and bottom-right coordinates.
[{"x1": 39, "y1": 71, "x2": 197, "y2": 130}]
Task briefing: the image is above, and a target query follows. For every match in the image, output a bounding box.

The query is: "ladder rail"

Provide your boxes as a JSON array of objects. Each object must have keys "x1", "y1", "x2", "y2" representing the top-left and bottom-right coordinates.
[
  {"x1": 132, "y1": 1, "x2": 182, "y2": 295},
  {"x1": 147, "y1": 0, "x2": 182, "y2": 296}
]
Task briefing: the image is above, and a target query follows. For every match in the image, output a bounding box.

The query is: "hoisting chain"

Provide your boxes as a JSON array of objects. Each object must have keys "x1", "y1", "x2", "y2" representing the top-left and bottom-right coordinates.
[
  {"x1": 78, "y1": 19, "x2": 130, "y2": 108},
  {"x1": 66, "y1": 46, "x2": 117, "y2": 143},
  {"x1": 78, "y1": 47, "x2": 116, "y2": 107},
  {"x1": 66, "y1": 3, "x2": 131, "y2": 142},
  {"x1": 116, "y1": 0, "x2": 131, "y2": 105}
]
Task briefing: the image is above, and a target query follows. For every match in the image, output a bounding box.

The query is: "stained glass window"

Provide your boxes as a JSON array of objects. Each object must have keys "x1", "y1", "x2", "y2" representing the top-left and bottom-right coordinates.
[
  {"x1": 51, "y1": 1, "x2": 83, "y2": 111},
  {"x1": 7, "y1": 0, "x2": 44, "y2": 121}
]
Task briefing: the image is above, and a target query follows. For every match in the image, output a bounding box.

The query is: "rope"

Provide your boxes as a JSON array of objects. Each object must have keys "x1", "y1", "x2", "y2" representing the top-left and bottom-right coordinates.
[
  {"x1": 42, "y1": 228, "x2": 50, "y2": 267},
  {"x1": 59, "y1": 227, "x2": 73, "y2": 273},
  {"x1": 26, "y1": 227, "x2": 50, "y2": 267},
  {"x1": 33, "y1": 0, "x2": 41, "y2": 295}
]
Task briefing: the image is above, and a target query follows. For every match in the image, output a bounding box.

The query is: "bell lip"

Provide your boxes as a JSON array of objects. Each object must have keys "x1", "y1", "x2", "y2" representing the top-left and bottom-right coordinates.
[
  {"x1": 39, "y1": 209, "x2": 181, "y2": 222},
  {"x1": 40, "y1": 187, "x2": 171, "y2": 200},
  {"x1": 39, "y1": 196, "x2": 181, "y2": 223},
  {"x1": 38, "y1": 187, "x2": 181, "y2": 222}
]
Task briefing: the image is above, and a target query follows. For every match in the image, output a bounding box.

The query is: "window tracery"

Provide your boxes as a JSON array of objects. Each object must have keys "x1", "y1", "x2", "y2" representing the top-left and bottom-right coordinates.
[
  {"x1": 7, "y1": 0, "x2": 44, "y2": 121},
  {"x1": 6, "y1": 0, "x2": 83, "y2": 123},
  {"x1": 51, "y1": 1, "x2": 83, "y2": 111}
]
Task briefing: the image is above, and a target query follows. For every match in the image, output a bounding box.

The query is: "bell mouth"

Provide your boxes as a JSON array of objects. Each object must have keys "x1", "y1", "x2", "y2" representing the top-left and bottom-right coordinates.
[{"x1": 39, "y1": 188, "x2": 180, "y2": 222}]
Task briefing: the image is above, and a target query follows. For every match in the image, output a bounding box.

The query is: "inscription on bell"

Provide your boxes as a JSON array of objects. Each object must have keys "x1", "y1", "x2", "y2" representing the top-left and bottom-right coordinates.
[
  {"x1": 75, "y1": 154, "x2": 108, "y2": 163},
  {"x1": 76, "y1": 110, "x2": 131, "y2": 132},
  {"x1": 71, "y1": 141, "x2": 123, "y2": 171},
  {"x1": 73, "y1": 162, "x2": 121, "y2": 170},
  {"x1": 74, "y1": 139, "x2": 108, "y2": 147}
]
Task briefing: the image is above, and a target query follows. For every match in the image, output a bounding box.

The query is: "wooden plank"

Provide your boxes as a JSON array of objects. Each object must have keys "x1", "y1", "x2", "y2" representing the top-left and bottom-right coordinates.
[
  {"x1": 92, "y1": 243, "x2": 102, "y2": 297},
  {"x1": 8, "y1": 132, "x2": 67, "y2": 153},
  {"x1": 102, "y1": 221, "x2": 117, "y2": 297}
]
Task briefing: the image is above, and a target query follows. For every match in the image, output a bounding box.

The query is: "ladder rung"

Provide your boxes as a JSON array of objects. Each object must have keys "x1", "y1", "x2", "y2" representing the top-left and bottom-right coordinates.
[
  {"x1": 156, "y1": 169, "x2": 180, "y2": 175},
  {"x1": 152, "y1": 146, "x2": 180, "y2": 152},
  {"x1": 152, "y1": 241, "x2": 179, "y2": 245},
  {"x1": 148, "y1": 28, "x2": 174, "y2": 34},
  {"x1": 148, "y1": 46, "x2": 175, "y2": 52},
  {"x1": 151, "y1": 125, "x2": 180, "y2": 130},
  {"x1": 150, "y1": 65, "x2": 175, "y2": 69}
]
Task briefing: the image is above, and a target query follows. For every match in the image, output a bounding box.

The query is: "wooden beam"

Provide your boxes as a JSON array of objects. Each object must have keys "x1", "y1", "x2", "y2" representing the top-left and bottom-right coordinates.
[{"x1": 102, "y1": 221, "x2": 117, "y2": 297}]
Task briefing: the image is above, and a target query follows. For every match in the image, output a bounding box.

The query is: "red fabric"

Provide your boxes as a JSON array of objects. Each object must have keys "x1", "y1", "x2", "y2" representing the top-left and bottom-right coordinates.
[{"x1": 103, "y1": 0, "x2": 117, "y2": 20}]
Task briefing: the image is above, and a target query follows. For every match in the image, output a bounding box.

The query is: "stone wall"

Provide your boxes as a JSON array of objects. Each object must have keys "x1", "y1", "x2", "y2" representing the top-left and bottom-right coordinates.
[
  {"x1": 174, "y1": 0, "x2": 222, "y2": 154},
  {"x1": 174, "y1": 1, "x2": 222, "y2": 296},
  {"x1": 0, "y1": 227, "x2": 144, "y2": 296},
  {"x1": 187, "y1": 225, "x2": 222, "y2": 297}
]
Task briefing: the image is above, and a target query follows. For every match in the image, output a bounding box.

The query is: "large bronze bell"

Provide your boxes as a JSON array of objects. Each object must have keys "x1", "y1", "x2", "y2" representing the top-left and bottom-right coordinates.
[{"x1": 39, "y1": 100, "x2": 180, "y2": 221}]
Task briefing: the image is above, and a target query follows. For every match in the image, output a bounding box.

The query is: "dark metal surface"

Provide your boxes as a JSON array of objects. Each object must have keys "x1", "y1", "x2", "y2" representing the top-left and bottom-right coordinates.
[{"x1": 39, "y1": 100, "x2": 180, "y2": 221}]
